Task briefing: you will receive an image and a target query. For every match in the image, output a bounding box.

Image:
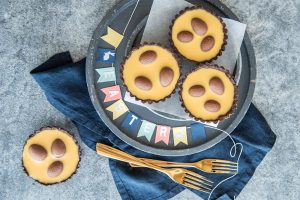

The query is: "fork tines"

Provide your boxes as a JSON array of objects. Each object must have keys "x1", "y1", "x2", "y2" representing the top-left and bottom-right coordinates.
[
  {"x1": 211, "y1": 159, "x2": 238, "y2": 174},
  {"x1": 183, "y1": 171, "x2": 213, "y2": 193},
  {"x1": 212, "y1": 159, "x2": 238, "y2": 165}
]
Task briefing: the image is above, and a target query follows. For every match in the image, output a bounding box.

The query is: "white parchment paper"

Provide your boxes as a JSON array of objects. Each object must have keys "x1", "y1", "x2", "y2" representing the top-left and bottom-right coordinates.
[{"x1": 124, "y1": 0, "x2": 247, "y2": 123}]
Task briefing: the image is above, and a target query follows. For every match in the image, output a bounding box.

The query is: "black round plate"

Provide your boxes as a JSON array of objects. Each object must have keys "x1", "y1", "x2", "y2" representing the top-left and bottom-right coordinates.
[{"x1": 86, "y1": 0, "x2": 256, "y2": 156}]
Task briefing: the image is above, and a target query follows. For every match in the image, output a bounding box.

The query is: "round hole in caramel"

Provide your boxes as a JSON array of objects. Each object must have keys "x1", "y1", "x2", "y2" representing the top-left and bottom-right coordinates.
[
  {"x1": 47, "y1": 161, "x2": 64, "y2": 178},
  {"x1": 177, "y1": 31, "x2": 193, "y2": 43},
  {"x1": 204, "y1": 100, "x2": 221, "y2": 112},
  {"x1": 28, "y1": 144, "x2": 47, "y2": 162},
  {"x1": 135, "y1": 76, "x2": 152, "y2": 91},
  {"x1": 191, "y1": 18, "x2": 208, "y2": 36},
  {"x1": 188, "y1": 85, "x2": 205, "y2": 97},
  {"x1": 160, "y1": 67, "x2": 174, "y2": 87},
  {"x1": 139, "y1": 50, "x2": 157, "y2": 64},
  {"x1": 51, "y1": 139, "x2": 66, "y2": 158},
  {"x1": 201, "y1": 36, "x2": 215, "y2": 52},
  {"x1": 209, "y1": 77, "x2": 224, "y2": 95}
]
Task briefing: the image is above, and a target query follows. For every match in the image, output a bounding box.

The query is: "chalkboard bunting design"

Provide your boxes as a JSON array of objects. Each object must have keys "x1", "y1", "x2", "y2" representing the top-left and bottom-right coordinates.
[
  {"x1": 106, "y1": 99, "x2": 129, "y2": 120},
  {"x1": 137, "y1": 120, "x2": 156, "y2": 142},
  {"x1": 96, "y1": 67, "x2": 116, "y2": 83},
  {"x1": 121, "y1": 112, "x2": 142, "y2": 133},
  {"x1": 173, "y1": 126, "x2": 188, "y2": 146},
  {"x1": 154, "y1": 125, "x2": 171, "y2": 145},
  {"x1": 97, "y1": 48, "x2": 116, "y2": 63},
  {"x1": 191, "y1": 123, "x2": 206, "y2": 143},
  {"x1": 101, "y1": 27, "x2": 124, "y2": 48},
  {"x1": 101, "y1": 85, "x2": 122, "y2": 103}
]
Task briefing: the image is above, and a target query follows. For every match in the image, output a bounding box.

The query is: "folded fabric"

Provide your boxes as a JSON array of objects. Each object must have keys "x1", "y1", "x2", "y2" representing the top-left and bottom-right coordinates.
[{"x1": 31, "y1": 52, "x2": 276, "y2": 200}]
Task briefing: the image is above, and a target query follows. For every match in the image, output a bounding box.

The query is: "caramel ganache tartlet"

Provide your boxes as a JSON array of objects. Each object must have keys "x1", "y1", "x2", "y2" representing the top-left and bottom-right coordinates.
[
  {"x1": 180, "y1": 65, "x2": 237, "y2": 122},
  {"x1": 121, "y1": 44, "x2": 180, "y2": 103},
  {"x1": 22, "y1": 127, "x2": 80, "y2": 185},
  {"x1": 170, "y1": 7, "x2": 227, "y2": 62}
]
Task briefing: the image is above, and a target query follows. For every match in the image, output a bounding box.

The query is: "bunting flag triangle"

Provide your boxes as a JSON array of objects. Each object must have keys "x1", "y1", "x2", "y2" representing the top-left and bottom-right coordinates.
[
  {"x1": 121, "y1": 112, "x2": 141, "y2": 133},
  {"x1": 173, "y1": 127, "x2": 188, "y2": 146},
  {"x1": 96, "y1": 67, "x2": 116, "y2": 83},
  {"x1": 97, "y1": 48, "x2": 116, "y2": 63},
  {"x1": 106, "y1": 99, "x2": 129, "y2": 120},
  {"x1": 100, "y1": 27, "x2": 124, "y2": 48},
  {"x1": 101, "y1": 85, "x2": 122, "y2": 103},
  {"x1": 190, "y1": 123, "x2": 206, "y2": 143},
  {"x1": 137, "y1": 120, "x2": 156, "y2": 142},
  {"x1": 155, "y1": 125, "x2": 170, "y2": 145}
]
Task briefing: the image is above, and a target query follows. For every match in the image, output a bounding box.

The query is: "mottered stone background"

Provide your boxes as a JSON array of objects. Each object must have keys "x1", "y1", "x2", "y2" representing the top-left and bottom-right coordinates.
[{"x1": 0, "y1": 0, "x2": 299, "y2": 199}]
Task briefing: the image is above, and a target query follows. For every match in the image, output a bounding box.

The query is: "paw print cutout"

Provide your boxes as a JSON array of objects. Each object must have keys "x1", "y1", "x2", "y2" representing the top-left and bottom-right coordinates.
[
  {"x1": 180, "y1": 65, "x2": 237, "y2": 122},
  {"x1": 121, "y1": 44, "x2": 180, "y2": 102},
  {"x1": 22, "y1": 127, "x2": 80, "y2": 185},
  {"x1": 171, "y1": 7, "x2": 227, "y2": 62}
]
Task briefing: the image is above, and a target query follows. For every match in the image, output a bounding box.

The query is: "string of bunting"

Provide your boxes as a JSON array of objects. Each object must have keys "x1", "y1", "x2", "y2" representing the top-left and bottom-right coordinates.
[
  {"x1": 94, "y1": 0, "x2": 207, "y2": 147},
  {"x1": 100, "y1": 84, "x2": 207, "y2": 146}
]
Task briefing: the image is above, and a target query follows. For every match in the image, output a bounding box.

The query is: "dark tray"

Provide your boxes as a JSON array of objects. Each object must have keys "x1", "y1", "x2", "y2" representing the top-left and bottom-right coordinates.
[{"x1": 86, "y1": 0, "x2": 256, "y2": 156}]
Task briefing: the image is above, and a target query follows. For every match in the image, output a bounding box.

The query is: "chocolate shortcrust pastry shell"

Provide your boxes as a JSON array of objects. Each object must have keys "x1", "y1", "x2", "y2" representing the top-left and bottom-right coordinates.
[
  {"x1": 120, "y1": 42, "x2": 182, "y2": 104},
  {"x1": 179, "y1": 64, "x2": 238, "y2": 123},
  {"x1": 22, "y1": 127, "x2": 81, "y2": 185},
  {"x1": 169, "y1": 6, "x2": 228, "y2": 63}
]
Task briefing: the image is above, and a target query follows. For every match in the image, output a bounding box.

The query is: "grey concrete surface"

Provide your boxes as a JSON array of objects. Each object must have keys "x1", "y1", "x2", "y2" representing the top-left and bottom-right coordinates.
[{"x1": 0, "y1": 0, "x2": 299, "y2": 199}]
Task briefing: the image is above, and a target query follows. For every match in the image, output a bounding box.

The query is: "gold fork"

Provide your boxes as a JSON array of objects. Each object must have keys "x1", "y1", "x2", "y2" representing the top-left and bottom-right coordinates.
[
  {"x1": 130, "y1": 158, "x2": 238, "y2": 174},
  {"x1": 96, "y1": 143, "x2": 213, "y2": 193}
]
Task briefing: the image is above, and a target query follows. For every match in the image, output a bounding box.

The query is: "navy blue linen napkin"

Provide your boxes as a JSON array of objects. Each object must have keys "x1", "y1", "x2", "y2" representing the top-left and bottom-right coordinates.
[{"x1": 31, "y1": 52, "x2": 276, "y2": 200}]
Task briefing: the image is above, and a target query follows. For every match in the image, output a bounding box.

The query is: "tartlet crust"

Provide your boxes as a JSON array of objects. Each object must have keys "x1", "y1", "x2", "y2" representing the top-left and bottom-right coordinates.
[
  {"x1": 169, "y1": 6, "x2": 228, "y2": 63},
  {"x1": 22, "y1": 126, "x2": 81, "y2": 185},
  {"x1": 179, "y1": 64, "x2": 238, "y2": 123},
  {"x1": 120, "y1": 42, "x2": 182, "y2": 104}
]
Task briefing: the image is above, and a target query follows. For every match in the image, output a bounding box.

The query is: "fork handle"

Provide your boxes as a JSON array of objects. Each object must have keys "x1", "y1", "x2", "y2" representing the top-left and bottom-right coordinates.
[
  {"x1": 129, "y1": 158, "x2": 193, "y2": 168},
  {"x1": 96, "y1": 143, "x2": 168, "y2": 173}
]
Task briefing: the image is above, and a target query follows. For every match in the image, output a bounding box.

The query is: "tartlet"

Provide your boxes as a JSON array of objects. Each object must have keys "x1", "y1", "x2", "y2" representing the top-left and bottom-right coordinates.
[
  {"x1": 22, "y1": 127, "x2": 80, "y2": 185},
  {"x1": 180, "y1": 65, "x2": 237, "y2": 122},
  {"x1": 121, "y1": 43, "x2": 181, "y2": 103},
  {"x1": 170, "y1": 7, "x2": 227, "y2": 62}
]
